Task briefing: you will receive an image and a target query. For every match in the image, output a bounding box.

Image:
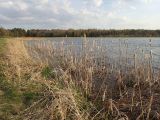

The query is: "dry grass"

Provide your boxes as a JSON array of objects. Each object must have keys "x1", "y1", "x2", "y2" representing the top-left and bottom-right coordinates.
[
  {"x1": 0, "y1": 37, "x2": 160, "y2": 120},
  {"x1": 4, "y1": 38, "x2": 93, "y2": 120}
]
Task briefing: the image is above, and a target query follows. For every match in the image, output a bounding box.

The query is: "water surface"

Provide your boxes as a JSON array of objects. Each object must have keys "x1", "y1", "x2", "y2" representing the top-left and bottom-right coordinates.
[{"x1": 25, "y1": 37, "x2": 160, "y2": 70}]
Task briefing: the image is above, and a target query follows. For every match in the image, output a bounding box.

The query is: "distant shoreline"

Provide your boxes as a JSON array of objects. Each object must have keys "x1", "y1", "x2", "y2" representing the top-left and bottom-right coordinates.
[{"x1": 1, "y1": 27, "x2": 160, "y2": 37}]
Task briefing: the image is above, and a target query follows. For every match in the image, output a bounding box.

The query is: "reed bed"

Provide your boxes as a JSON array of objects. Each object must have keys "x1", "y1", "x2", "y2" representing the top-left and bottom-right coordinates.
[{"x1": 3, "y1": 37, "x2": 160, "y2": 120}]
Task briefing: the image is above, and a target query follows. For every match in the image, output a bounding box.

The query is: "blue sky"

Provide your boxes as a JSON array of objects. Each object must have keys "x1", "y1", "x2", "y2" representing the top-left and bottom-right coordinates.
[{"x1": 0, "y1": 0, "x2": 160, "y2": 29}]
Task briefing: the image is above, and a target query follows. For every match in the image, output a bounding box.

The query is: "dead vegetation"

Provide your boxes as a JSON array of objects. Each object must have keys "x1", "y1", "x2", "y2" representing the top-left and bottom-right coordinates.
[{"x1": 0, "y1": 37, "x2": 160, "y2": 120}]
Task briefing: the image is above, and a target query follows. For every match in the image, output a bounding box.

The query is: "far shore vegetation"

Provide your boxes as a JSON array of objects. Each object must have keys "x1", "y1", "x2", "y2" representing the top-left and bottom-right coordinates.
[{"x1": 1, "y1": 27, "x2": 160, "y2": 37}]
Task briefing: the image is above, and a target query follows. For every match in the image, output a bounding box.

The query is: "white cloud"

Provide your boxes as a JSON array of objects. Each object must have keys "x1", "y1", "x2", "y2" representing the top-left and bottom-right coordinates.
[
  {"x1": 93, "y1": 0, "x2": 103, "y2": 7},
  {"x1": 0, "y1": 0, "x2": 159, "y2": 29},
  {"x1": 85, "y1": 0, "x2": 103, "y2": 7},
  {"x1": 142, "y1": 0, "x2": 153, "y2": 4},
  {"x1": 130, "y1": 6, "x2": 137, "y2": 10},
  {"x1": 15, "y1": 1, "x2": 28, "y2": 11},
  {"x1": 0, "y1": 1, "x2": 14, "y2": 8},
  {"x1": 40, "y1": 0, "x2": 49, "y2": 4},
  {"x1": 0, "y1": 0, "x2": 28, "y2": 11}
]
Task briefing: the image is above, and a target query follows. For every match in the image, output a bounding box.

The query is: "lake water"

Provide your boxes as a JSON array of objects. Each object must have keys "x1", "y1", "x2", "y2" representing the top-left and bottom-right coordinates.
[{"x1": 25, "y1": 37, "x2": 160, "y2": 70}]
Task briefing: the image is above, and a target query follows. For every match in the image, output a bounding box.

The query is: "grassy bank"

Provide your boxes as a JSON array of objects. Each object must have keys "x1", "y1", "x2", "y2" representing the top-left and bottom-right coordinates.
[
  {"x1": 0, "y1": 38, "x2": 160, "y2": 120},
  {"x1": 0, "y1": 38, "x2": 19, "y2": 119},
  {"x1": 0, "y1": 38, "x2": 92, "y2": 120},
  {"x1": 0, "y1": 38, "x2": 43, "y2": 120}
]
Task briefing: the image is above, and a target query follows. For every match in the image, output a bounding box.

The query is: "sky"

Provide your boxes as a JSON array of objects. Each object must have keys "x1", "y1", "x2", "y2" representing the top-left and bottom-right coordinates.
[{"x1": 0, "y1": 0, "x2": 160, "y2": 29}]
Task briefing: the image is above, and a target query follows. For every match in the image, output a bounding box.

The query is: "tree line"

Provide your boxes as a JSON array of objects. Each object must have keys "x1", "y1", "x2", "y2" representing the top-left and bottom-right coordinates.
[{"x1": 1, "y1": 27, "x2": 160, "y2": 37}]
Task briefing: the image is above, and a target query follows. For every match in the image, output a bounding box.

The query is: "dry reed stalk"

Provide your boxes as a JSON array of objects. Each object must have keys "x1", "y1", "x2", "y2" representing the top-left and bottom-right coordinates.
[
  {"x1": 131, "y1": 84, "x2": 136, "y2": 112},
  {"x1": 7, "y1": 37, "x2": 160, "y2": 120},
  {"x1": 138, "y1": 83, "x2": 145, "y2": 120},
  {"x1": 117, "y1": 70, "x2": 123, "y2": 98},
  {"x1": 102, "y1": 85, "x2": 107, "y2": 102},
  {"x1": 107, "y1": 99, "x2": 120, "y2": 117},
  {"x1": 146, "y1": 94, "x2": 153, "y2": 120}
]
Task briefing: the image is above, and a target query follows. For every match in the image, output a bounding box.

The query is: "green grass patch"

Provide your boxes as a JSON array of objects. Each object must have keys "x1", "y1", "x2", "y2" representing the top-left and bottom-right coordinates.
[
  {"x1": 22, "y1": 92, "x2": 39, "y2": 106},
  {"x1": 41, "y1": 66, "x2": 55, "y2": 79}
]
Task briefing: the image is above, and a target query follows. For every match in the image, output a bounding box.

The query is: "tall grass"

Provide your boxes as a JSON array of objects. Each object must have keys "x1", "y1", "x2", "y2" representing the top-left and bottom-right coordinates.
[
  {"x1": 22, "y1": 36, "x2": 160, "y2": 120},
  {"x1": 2, "y1": 37, "x2": 160, "y2": 120}
]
